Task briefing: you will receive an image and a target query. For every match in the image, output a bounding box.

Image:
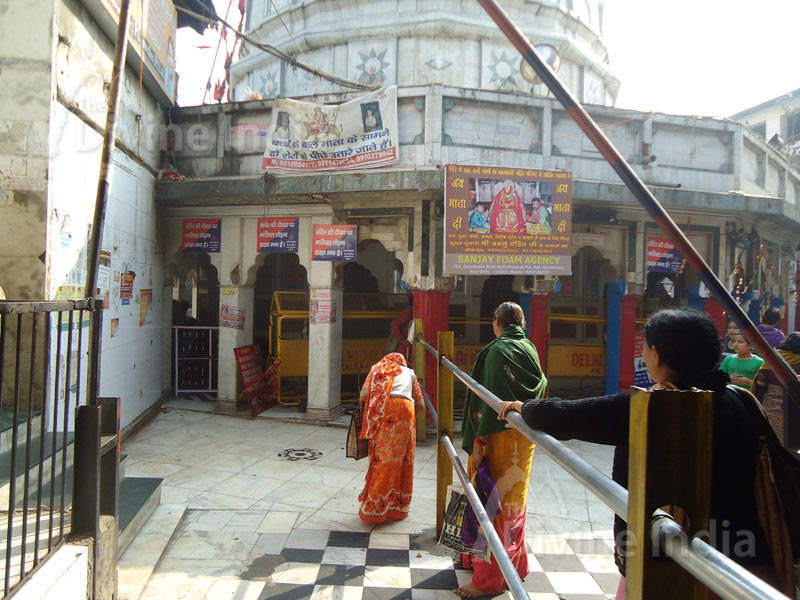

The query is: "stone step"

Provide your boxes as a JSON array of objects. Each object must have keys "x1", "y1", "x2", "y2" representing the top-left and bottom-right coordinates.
[
  {"x1": 0, "y1": 414, "x2": 43, "y2": 454},
  {"x1": 0, "y1": 433, "x2": 74, "y2": 509},
  {"x1": 118, "y1": 477, "x2": 162, "y2": 557}
]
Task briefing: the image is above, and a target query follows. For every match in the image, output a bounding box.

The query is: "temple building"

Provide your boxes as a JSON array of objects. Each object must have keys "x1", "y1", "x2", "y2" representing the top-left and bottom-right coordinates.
[{"x1": 155, "y1": 0, "x2": 800, "y2": 417}]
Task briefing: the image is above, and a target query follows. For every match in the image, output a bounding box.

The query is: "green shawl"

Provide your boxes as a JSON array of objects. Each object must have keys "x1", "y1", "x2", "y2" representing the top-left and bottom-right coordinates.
[{"x1": 461, "y1": 324, "x2": 547, "y2": 453}]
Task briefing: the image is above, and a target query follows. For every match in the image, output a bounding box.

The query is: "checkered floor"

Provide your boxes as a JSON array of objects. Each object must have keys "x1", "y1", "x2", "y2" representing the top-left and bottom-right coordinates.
[{"x1": 246, "y1": 530, "x2": 619, "y2": 599}]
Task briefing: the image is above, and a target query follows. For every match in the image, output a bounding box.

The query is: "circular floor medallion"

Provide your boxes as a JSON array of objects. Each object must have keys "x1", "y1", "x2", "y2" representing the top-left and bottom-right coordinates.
[{"x1": 277, "y1": 448, "x2": 323, "y2": 461}]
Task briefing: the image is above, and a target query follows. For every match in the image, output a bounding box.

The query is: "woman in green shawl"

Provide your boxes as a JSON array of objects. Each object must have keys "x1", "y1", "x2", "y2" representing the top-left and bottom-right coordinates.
[{"x1": 455, "y1": 301, "x2": 547, "y2": 598}]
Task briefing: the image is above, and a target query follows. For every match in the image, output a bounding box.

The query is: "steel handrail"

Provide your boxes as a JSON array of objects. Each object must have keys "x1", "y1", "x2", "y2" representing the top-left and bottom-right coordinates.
[
  {"x1": 439, "y1": 354, "x2": 627, "y2": 518},
  {"x1": 476, "y1": 0, "x2": 800, "y2": 434},
  {"x1": 652, "y1": 517, "x2": 786, "y2": 600},
  {"x1": 440, "y1": 434, "x2": 529, "y2": 600},
  {"x1": 417, "y1": 336, "x2": 789, "y2": 600}
]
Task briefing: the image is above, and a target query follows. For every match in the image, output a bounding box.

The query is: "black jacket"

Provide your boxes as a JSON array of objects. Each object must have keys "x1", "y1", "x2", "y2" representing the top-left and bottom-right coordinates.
[{"x1": 521, "y1": 388, "x2": 771, "y2": 573}]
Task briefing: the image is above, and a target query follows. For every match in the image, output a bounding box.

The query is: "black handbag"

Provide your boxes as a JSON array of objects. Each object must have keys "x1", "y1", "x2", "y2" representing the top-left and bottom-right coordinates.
[{"x1": 346, "y1": 403, "x2": 369, "y2": 460}]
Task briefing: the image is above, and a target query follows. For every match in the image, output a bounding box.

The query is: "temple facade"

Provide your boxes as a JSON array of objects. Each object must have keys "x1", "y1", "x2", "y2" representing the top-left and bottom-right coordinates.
[{"x1": 158, "y1": 2, "x2": 800, "y2": 416}]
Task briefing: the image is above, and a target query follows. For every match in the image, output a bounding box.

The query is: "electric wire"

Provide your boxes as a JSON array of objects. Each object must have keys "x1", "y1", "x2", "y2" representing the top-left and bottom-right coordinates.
[{"x1": 175, "y1": 5, "x2": 374, "y2": 92}]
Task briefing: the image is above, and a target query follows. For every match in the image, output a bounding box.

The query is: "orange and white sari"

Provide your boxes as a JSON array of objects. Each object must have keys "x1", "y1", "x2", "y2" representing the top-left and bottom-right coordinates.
[{"x1": 358, "y1": 353, "x2": 422, "y2": 523}]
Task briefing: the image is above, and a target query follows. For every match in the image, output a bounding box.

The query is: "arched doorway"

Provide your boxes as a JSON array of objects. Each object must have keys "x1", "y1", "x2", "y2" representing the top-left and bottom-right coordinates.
[
  {"x1": 169, "y1": 254, "x2": 220, "y2": 396},
  {"x1": 170, "y1": 254, "x2": 220, "y2": 326},
  {"x1": 340, "y1": 240, "x2": 409, "y2": 398},
  {"x1": 479, "y1": 275, "x2": 519, "y2": 343},
  {"x1": 253, "y1": 253, "x2": 308, "y2": 354}
]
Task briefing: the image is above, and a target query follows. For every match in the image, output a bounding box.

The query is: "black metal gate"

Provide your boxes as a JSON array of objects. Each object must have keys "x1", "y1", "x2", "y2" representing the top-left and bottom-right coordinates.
[{"x1": 0, "y1": 299, "x2": 117, "y2": 599}]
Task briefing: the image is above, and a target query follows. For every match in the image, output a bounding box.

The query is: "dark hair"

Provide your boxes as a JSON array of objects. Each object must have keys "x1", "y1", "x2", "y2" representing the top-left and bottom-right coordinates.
[
  {"x1": 644, "y1": 308, "x2": 728, "y2": 391},
  {"x1": 763, "y1": 308, "x2": 781, "y2": 326},
  {"x1": 494, "y1": 301, "x2": 525, "y2": 330},
  {"x1": 778, "y1": 332, "x2": 800, "y2": 354}
]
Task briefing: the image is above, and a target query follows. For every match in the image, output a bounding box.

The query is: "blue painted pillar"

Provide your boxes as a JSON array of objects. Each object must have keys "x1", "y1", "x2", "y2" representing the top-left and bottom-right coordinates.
[
  {"x1": 519, "y1": 292, "x2": 532, "y2": 337},
  {"x1": 605, "y1": 280, "x2": 625, "y2": 395},
  {"x1": 748, "y1": 298, "x2": 761, "y2": 325},
  {"x1": 687, "y1": 285, "x2": 707, "y2": 312}
]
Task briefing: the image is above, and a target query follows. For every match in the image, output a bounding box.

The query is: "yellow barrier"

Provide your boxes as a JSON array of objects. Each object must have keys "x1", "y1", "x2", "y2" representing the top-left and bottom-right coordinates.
[{"x1": 268, "y1": 291, "x2": 409, "y2": 405}]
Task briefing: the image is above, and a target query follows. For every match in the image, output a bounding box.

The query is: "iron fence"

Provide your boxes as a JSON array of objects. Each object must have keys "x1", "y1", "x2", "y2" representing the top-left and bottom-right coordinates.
[{"x1": 0, "y1": 299, "x2": 95, "y2": 598}]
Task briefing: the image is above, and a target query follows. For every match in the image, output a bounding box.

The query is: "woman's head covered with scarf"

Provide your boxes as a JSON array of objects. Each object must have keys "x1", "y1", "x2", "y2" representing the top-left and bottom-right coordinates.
[{"x1": 361, "y1": 352, "x2": 409, "y2": 439}]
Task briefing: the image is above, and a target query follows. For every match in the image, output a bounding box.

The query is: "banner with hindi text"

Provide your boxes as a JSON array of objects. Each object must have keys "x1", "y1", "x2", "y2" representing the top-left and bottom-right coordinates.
[
  {"x1": 262, "y1": 87, "x2": 398, "y2": 172},
  {"x1": 444, "y1": 165, "x2": 573, "y2": 275}
]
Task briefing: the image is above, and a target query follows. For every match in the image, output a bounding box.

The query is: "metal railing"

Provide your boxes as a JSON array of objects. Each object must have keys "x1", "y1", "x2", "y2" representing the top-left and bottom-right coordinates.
[
  {"x1": 0, "y1": 300, "x2": 95, "y2": 598},
  {"x1": 416, "y1": 332, "x2": 789, "y2": 600}
]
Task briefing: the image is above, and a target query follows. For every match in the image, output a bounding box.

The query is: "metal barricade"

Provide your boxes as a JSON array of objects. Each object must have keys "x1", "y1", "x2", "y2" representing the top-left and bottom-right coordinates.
[{"x1": 269, "y1": 291, "x2": 408, "y2": 404}]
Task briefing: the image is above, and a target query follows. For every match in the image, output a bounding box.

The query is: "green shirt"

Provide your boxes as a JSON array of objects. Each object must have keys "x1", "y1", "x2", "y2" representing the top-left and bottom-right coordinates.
[
  {"x1": 461, "y1": 324, "x2": 547, "y2": 453},
  {"x1": 720, "y1": 354, "x2": 764, "y2": 391}
]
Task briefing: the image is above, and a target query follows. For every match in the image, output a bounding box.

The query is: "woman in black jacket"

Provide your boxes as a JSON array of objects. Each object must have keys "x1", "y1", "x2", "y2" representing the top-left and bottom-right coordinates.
[{"x1": 497, "y1": 308, "x2": 776, "y2": 598}]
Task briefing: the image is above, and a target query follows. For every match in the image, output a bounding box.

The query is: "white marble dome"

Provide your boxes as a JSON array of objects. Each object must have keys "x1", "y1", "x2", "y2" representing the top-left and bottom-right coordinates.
[{"x1": 231, "y1": 0, "x2": 619, "y2": 106}]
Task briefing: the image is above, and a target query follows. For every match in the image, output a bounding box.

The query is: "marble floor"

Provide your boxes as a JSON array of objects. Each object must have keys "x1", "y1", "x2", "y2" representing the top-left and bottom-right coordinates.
[{"x1": 118, "y1": 400, "x2": 619, "y2": 599}]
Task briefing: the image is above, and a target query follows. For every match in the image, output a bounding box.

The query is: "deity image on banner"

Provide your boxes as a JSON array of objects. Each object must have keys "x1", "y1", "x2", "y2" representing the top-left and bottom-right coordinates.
[
  {"x1": 489, "y1": 180, "x2": 526, "y2": 234},
  {"x1": 302, "y1": 106, "x2": 342, "y2": 141}
]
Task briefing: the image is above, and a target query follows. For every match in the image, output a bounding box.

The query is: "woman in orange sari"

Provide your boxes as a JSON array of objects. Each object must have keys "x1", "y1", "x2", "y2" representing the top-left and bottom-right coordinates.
[{"x1": 358, "y1": 352, "x2": 424, "y2": 523}]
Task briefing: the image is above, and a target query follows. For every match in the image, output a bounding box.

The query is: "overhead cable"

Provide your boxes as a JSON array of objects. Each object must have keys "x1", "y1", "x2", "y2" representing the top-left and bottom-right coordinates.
[{"x1": 174, "y1": 5, "x2": 375, "y2": 92}]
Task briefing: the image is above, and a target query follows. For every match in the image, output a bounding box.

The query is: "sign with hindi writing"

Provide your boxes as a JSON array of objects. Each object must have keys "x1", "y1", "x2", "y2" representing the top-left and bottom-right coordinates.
[
  {"x1": 257, "y1": 217, "x2": 299, "y2": 253},
  {"x1": 647, "y1": 236, "x2": 683, "y2": 273},
  {"x1": 262, "y1": 86, "x2": 398, "y2": 172},
  {"x1": 311, "y1": 225, "x2": 357, "y2": 262},
  {"x1": 444, "y1": 165, "x2": 573, "y2": 275},
  {"x1": 181, "y1": 219, "x2": 221, "y2": 253}
]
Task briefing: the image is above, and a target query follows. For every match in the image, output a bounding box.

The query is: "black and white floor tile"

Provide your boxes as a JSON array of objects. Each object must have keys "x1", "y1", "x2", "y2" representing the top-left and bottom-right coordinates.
[{"x1": 244, "y1": 530, "x2": 619, "y2": 599}]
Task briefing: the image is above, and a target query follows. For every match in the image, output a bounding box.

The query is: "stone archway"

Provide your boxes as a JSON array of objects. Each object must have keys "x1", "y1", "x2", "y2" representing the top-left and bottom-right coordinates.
[
  {"x1": 347, "y1": 239, "x2": 403, "y2": 293},
  {"x1": 167, "y1": 253, "x2": 220, "y2": 326},
  {"x1": 250, "y1": 253, "x2": 309, "y2": 354}
]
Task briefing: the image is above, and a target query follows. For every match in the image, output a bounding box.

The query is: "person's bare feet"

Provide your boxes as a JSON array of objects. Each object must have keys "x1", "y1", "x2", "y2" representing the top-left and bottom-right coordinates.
[{"x1": 453, "y1": 583, "x2": 487, "y2": 598}]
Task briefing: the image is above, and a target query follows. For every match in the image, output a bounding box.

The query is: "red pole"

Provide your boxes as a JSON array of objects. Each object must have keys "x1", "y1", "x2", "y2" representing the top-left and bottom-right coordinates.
[{"x1": 476, "y1": 0, "x2": 800, "y2": 404}]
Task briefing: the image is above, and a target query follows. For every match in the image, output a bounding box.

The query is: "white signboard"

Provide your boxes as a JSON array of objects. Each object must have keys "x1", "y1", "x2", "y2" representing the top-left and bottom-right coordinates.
[{"x1": 262, "y1": 86, "x2": 398, "y2": 172}]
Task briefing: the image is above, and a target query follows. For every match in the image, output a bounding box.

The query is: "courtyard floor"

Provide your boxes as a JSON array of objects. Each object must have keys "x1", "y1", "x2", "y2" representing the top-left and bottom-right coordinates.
[{"x1": 118, "y1": 399, "x2": 620, "y2": 599}]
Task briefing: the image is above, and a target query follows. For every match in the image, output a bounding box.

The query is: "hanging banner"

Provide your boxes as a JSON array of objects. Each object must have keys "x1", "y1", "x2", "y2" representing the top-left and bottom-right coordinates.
[
  {"x1": 647, "y1": 236, "x2": 683, "y2": 274},
  {"x1": 182, "y1": 219, "x2": 221, "y2": 253},
  {"x1": 257, "y1": 217, "x2": 299, "y2": 253},
  {"x1": 312, "y1": 225, "x2": 358, "y2": 262},
  {"x1": 262, "y1": 86, "x2": 398, "y2": 172},
  {"x1": 444, "y1": 165, "x2": 573, "y2": 275}
]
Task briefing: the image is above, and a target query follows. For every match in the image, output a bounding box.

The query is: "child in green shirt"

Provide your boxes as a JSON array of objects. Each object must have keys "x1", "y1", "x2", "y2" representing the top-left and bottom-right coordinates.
[{"x1": 719, "y1": 331, "x2": 764, "y2": 391}]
